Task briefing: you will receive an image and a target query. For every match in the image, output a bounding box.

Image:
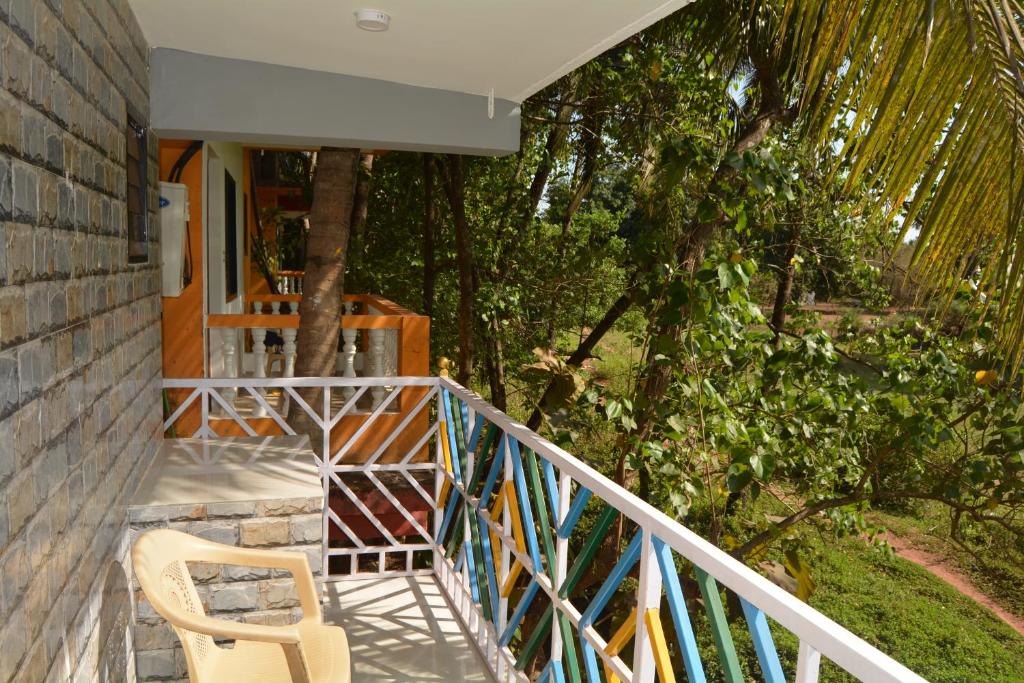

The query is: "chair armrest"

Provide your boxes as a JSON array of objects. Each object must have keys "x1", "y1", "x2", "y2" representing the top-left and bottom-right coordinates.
[
  {"x1": 186, "y1": 537, "x2": 323, "y2": 622},
  {"x1": 172, "y1": 610, "x2": 302, "y2": 644}
]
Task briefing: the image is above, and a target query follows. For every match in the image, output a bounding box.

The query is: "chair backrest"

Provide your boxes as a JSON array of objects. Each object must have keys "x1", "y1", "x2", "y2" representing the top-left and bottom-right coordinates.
[{"x1": 132, "y1": 530, "x2": 219, "y2": 678}]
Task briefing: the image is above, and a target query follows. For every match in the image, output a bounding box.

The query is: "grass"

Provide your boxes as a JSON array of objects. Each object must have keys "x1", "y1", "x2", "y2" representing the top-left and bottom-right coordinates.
[
  {"x1": 870, "y1": 502, "x2": 1024, "y2": 621},
  {"x1": 681, "y1": 536, "x2": 1024, "y2": 682}
]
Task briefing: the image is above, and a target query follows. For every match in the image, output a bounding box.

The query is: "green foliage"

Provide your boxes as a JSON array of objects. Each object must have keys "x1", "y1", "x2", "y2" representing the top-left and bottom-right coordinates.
[{"x1": 585, "y1": 251, "x2": 1023, "y2": 571}]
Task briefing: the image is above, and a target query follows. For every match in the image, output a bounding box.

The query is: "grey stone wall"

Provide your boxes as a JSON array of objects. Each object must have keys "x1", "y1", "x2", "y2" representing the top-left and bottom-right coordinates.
[
  {"x1": 0, "y1": 0, "x2": 161, "y2": 681},
  {"x1": 128, "y1": 497, "x2": 324, "y2": 683}
]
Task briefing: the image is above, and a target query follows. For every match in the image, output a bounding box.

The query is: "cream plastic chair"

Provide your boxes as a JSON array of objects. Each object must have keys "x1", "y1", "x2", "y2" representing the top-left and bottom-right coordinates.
[{"x1": 132, "y1": 529, "x2": 350, "y2": 683}]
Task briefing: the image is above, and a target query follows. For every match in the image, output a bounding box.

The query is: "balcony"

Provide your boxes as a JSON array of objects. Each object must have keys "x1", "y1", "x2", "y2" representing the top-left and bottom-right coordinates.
[{"x1": 158, "y1": 375, "x2": 929, "y2": 683}]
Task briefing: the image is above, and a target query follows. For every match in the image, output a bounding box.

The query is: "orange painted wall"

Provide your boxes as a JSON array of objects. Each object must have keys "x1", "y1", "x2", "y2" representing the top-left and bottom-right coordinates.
[{"x1": 160, "y1": 140, "x2": 206, "y2": 436}]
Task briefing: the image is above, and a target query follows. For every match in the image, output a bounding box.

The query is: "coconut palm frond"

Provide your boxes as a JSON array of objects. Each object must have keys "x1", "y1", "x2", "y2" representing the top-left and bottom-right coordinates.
[{"x1": 780, "y1": 0, "x2": 1024, "y2": 364}]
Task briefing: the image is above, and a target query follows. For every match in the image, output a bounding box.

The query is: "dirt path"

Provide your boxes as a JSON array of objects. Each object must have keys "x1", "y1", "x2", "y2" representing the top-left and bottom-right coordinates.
[{"x1": 881, "y1": 531, "x2": 1024, "y2": 637}]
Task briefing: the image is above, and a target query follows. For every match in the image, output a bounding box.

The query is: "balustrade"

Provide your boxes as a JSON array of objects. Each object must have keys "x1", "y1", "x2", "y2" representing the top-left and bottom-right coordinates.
[{"x1": 204, "y1": 293, "x2": 427, "y2": 415}]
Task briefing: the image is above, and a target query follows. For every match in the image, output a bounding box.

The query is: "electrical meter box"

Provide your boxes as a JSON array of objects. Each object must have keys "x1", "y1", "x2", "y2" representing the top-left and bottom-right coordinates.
[{"x1": 159, "y1": 181, "x2": 189, "y2": 297}]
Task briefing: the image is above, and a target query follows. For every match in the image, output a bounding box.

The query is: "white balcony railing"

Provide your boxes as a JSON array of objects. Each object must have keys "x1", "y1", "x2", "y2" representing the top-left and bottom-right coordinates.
[{"x1": 161, "y1": 376, "x2": 930, "y2": 683}]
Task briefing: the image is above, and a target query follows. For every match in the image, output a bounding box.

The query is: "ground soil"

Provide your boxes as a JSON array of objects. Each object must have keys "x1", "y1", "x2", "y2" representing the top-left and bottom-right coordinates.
[{"x1": 881, "y1": 531, "x2": 1024, "y2": 637}]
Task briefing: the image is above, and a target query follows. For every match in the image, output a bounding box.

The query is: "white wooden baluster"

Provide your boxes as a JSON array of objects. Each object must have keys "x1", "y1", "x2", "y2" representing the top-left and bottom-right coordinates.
[
  {"x1": 341, "y1": 303, "x2": 358, "y2": 400},
  {"x1": 280, "y1": 276, "x2": 290, "y2": 294},
  {"x1": 271, "y1": 301, "x2": 281, "y2": 315},
  {"x1": 632, "y1": 529, "x2": 662, "y2": 683},
  {"x1": 796, "y1": 642, "x2": 822, "y2": 683},
  {"x1": 383, "y1": 328, "x2": 398, "y2": 395},
  {"x1": 251, "y1": 302, "x2": 267, "y2": 417},
  {"x1": 221, "y1": 328, "x2": 238, "y2": 410},
  {"x1": 368, "y1": 328, "x2": 385, "y2": 408},
  {"x1": 282, "y1": 328, "x2": 297, "y2": 378}
]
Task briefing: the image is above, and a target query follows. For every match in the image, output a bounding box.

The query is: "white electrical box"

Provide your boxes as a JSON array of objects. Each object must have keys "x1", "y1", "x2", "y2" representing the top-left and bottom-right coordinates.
[{"x1": 159, "y1": 181, "x2": 189, "y2": 297}]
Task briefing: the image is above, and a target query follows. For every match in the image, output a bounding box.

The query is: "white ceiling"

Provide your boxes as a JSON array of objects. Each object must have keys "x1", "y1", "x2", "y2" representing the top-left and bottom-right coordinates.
[{"x1": 128, "y1": 0, "x2": 693, "y2": 102}]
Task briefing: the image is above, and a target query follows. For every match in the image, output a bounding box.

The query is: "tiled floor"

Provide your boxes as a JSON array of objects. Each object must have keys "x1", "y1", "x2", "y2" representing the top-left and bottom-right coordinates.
[{"x1": 324, "y1": 576, "x2": 493, "y2": 682}]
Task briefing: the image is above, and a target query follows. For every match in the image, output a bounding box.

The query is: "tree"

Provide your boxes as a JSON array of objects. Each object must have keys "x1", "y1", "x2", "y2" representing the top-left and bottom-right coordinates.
[{"x1": 289, "y1": 148, "x2": 360, "y2": 437}]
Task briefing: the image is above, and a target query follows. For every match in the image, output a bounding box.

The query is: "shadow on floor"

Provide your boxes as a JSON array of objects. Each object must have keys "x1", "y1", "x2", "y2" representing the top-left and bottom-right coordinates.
[{"x1": 323, "y1": 575, "x2": 492, "y2": 682}]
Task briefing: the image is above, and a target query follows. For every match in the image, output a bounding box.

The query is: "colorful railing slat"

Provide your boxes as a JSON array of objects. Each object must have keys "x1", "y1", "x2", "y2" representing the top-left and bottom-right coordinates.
[
  {"x1": 741, "y1": 597, "x2": 786, "y2": 683},
  {"x1": 558, "y1": 486, "x2": 593, "y2": 539},
  {"x1": 557, "y1": 611, "x2": 583, "y2": 683},
  {"x1": 507, "y1": 437, "x2": 545, "y2": 571},
  {"x1": 579, "y1": 531, "x2": 643, "y2": 682},
  {"x1": 524, "y1": 448, "x2": 558, "y2": 579},
  {"x1": 643, "y1": 608, "x2": 676, "y2": 683},
  {"x1": 603, "y1": 606, "x2": 638, "y2": 683},
  {"x1": 695, "y1": 566, "x2": 745, "y2": 683},
  {"x1": 653, "y1": 537, "x2": 707, "y2": 683}
]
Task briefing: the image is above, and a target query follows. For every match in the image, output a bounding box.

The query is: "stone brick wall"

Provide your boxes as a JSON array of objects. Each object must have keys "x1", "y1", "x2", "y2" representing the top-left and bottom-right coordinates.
[
  {"x1": 0, "y1": 0, "x2": 161, "y2": 681},
  {"x1": 128, "y1": 497, "x2": 324, "y2": 683}
]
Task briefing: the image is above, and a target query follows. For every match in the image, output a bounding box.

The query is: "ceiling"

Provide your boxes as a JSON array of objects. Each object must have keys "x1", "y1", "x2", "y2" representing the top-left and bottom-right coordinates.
[{"x1": 129, "y1": 0, "x2": 694, "y2": 102}]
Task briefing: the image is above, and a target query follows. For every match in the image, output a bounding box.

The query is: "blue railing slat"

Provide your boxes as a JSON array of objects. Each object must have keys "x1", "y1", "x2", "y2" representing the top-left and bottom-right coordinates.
[
  {"x1": 741, "y1": 597, "x2": 787, "y2": 683},
  {"x1": 558, "y1": 487, "x2": 593, "y2": 539},
  {"x1": 653, "y1": 537, "x2": 707, "y2": 683}
]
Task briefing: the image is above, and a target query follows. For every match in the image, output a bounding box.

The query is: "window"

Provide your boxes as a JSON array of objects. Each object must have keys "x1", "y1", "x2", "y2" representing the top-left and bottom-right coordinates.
[
  {"x1": 126, "y1": 115, "x2": 149, "y2": 263},
  {"x1": 224, "y1": 169, "x2": 238, "y2": 299}
]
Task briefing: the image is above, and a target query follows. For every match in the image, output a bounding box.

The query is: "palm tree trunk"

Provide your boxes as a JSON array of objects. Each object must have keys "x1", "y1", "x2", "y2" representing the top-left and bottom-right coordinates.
[
  {"x1": 442, "y1": 154, "x2": 475, "y2": 386},
  {"x1": 289, "y1": 147, "x2": 360, "y2": 439}
]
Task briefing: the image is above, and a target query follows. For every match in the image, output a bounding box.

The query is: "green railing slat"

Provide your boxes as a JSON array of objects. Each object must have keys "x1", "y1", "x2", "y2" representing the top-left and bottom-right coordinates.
[
  {"x1": 525, "y1": 448, "x2": 558, "y2": 578},
  {"x1": 694, "y1": 567, "x2": 744, "y2": 683},
  {"x1": 467, "y1": 422, "x2": 500, "y2": 496},
  {"x1": 444, "y1": 506, "x2": 465, "y2": 558},
  {"x1": 515, "y1": 604, "x2": 554, "y2": 670},
  {"x1": 558, "y1": 611, "x2": 583, "y2": 683},
  {"x1": 559, "y1": 503, "x2": 618, "y2": 599},
  {"x1": 450, "y1": 394, "x2": 469, "y2": 476},
  {"x1": 467, "y1": 503, "x2": 493, "y2": 621}
]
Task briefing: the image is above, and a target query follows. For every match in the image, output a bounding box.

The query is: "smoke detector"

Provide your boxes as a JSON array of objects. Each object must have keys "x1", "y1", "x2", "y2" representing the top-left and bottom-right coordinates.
[{"x1": 355, "y1": 9, "x2": 390, "y2": 32}]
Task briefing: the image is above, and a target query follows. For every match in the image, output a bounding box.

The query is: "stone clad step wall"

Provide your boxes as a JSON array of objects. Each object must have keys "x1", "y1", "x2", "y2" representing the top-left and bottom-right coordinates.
[{"x1": 128, "y1": 496, "x2": 324, "y2": 683}]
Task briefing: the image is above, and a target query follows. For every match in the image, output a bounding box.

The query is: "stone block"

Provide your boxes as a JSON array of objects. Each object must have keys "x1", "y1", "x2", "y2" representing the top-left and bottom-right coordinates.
[
  {"x1": 257, "y1": 497, "x2": 319, "y2": 516},
  {"x1": 11, "y1": 160, "x2": 38, "y2": 223},
  {"x1": 208, "y1": 582, "x2": 258, "y2": 612},
  {"x1": 0, "y1": 93, "x2": 18, "y2": 154},
  {"x1": 186, "y1": 520, "x2": 238, "y2": 546},
  {"x1": 5, "y1": 223, "x2": 32, "y2": 284},
  {"x1": 206, "y1": 501, "x2": 257, "y2": 519},
  {"x1": 0, "y1": 539, "x2": 30, "y2": 606},
  {"x1": 25, "y1": 282, "x2": 48, "y2": 336},
  {"x1": 3, "y1": 28, "x2": 31, "y2": 101},
  {"x1": 186, "y1": 561, "x2": 220, "y2": 584},
  {"x1": 8, "y1": 0, "x2": 36, "y2": 46},
  {"x1": 0, "y1": 285, "x2": 27, "y2": 346},
  {"x1": 239, "y1": 518, "x2": 289, "y2": 547},
  {"x1": 136, "y1": 649, "x2": 175, "y2": 681},
  {"x1": 220, "y1": 564, "x2": 272, "y2": 582},
  {"x1": 0, "y1": 349, "x2": 18, "y2": 415},
  {"x1": 289, "y1": 514, "x2": 322, "y2": 544},
  {"x1": 259, "y1": 579, "x2": 299, "y2": 610},
  {"x1": 0, "y1": 154, "x2": 11, "y2": 220},
  {"x1": 22, "y1": 102, "x2": 45, "y2": 159}
]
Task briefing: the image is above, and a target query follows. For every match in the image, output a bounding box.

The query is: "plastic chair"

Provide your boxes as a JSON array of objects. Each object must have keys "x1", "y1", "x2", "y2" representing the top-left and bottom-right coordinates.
[{"x1": 132, "y1": 529, "x2": 350, "y2": 683}]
